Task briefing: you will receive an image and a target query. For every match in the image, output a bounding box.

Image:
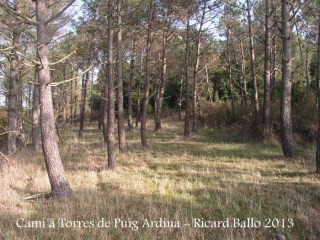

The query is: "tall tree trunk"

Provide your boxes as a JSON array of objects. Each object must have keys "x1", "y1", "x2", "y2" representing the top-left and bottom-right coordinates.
[
  {"x1": 196, "y1": 93, "x2": 203, "y2": 118},
  {"x1": 116, "y1": 0, "x2": 127, "y2": 153},
  {"x1": 192, "y1": 0, "x2": 206, "y2": 132},
  {"x1": 62, "y1": 66, "x2": 67, "y2": 126},
  {"x1": 184, "y1": 18, "x2": 190, "y2": 138},
  {"x1": 280, "y1": 0, "x2": 295, "y2": 157},
  {"x1": 205, "y1": 63, "x2": 214, "y2": 111},
  {"x1": 79, "y1": 71, "x2": 89, "y2": 138},
  {"x1": 128, "y1": 37, "x2": 135, "y2": 131},
  {"x1": 106, "y1": 0, "x2": 116, "y2": 168},
  {"x1": 271, "y1": 5, "x2": 277, "y2": 89},
  {"x1": 246, "y1": 0, "x2": 259, "y2": 125},
  {"x1": 155, "y1": 31, "x2": 168, "y2": 131},
  {"x1": 240, "y1": 39, "x2": 248, "y2": 107},
  {"x1": 263, "y1": 0, "x2": 271, "y2": 136},
  {"x1": 306, "y1": 47, "x2": 309, "y2": 92},
  {"x1": 315, "y1": 7, "x2": 320, "y2": 174},
  {"x1": 69, "y1": 75, "x2": 73, "y2": 124},
  {"x1": 28, "y1": 83, "x2": 32, "y2": 120},
  {"x1": 154, "y1": 53, "x2": 161, "y2": 128},
  {"x1": 73, "y1": 77, "x2": 78, "y2": 125},
  {"x1": 179, "y1": 76, "x2": 183, "y2": 121},
  {"x1": 90, "y1": 68, "x2": 94, "y2": 124},
  {"x1": 101, "y1": 54, "x2": 108, "y2": 137},
  {"x1": 36, "y1": 0, "x2": 72, "y2": 198},
  {"x1": 7, "y1": 30, "x2": 20, "y2": 154},
  {"x1": 226, "y1": 25, "x2": 235, "y2": 116},
  {"x1": 135, "y1": 50, "x2": 144, "y2": 127},
  {"x1": 101, "y1": 79, "x2": 107, "y2": 140},
  {"x1": 32, "y1": 71, "x2": 40, "y2": 151},
  {"x1": 141, "y1": 0, "x2": 153, "y2": 148}
]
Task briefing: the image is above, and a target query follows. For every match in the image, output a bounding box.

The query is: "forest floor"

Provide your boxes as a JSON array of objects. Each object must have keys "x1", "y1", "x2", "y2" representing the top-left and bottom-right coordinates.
[{"x1": 1, "y1": 117, "x2": 320, "y2": 240}]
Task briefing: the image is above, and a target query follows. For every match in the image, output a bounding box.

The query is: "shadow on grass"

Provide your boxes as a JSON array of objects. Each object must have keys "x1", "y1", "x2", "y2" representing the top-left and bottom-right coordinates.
[{"x1": 6, "y1": 177, "x2": 320, "y2": 240}]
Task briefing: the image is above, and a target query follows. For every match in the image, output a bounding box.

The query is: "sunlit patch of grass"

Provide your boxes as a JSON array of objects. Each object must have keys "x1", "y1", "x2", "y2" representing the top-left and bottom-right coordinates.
[{"x1": 1, "y1": 118, "x2": 320, "y2": 239}]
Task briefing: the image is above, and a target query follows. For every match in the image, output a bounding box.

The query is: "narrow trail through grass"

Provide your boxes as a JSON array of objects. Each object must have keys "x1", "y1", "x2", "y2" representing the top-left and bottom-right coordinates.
[{"x1": 1, "y1": 119, "x2": 319, "y2": 239}]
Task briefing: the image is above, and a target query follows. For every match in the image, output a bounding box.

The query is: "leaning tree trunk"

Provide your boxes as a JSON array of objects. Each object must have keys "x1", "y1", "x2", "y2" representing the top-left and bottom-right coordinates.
[
  {"x1": 7, "y1": 30, "x2": 20, "y2": 154},
  {"x1": 280, "y1": 0, "x2": 295, "y2": 157},
  {"x1": 315, "y1": 7, "x2": 320, "y2": 174},
  {"x1": 79, "y1": 71, "x2": 89, "y2": 138},
  {"x1": 116, "y1": 0, "x2": 127, "y2": 153},
  {"x1": 263, "y1": 0, "x2": 271, "y2": 136},
  {"x1": 36, "y1": 0, "x2": 72, "y2": 198},
  {"x1": 141, "y1": 0, "x2": 153, "y2": 148}
]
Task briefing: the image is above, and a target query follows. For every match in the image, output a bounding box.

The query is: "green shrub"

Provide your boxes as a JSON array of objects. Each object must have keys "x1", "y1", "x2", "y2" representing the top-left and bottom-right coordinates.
[{"x1": 202, "y1": 94, "x2": 318, "y2": 143}]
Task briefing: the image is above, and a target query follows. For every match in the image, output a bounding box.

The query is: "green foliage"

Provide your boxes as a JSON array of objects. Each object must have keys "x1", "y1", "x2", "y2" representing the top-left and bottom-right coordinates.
[
  {"x1": 163, "y1": 76, "x2": 182, "y2": 109},
  {"x1": 213, "y1": 70, "x2": 229, "y2": 101}
]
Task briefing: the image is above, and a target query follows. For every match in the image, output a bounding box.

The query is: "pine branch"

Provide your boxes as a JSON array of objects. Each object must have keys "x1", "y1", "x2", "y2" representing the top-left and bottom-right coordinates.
[{"x1": 45, "y1": 0, "x2": 76, "y2": 24}]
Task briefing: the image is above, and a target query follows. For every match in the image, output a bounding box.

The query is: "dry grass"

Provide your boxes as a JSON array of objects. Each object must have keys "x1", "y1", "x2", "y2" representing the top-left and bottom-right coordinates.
[{"x1": 0, "y1": 119, "x2": 320, "y2": 240}]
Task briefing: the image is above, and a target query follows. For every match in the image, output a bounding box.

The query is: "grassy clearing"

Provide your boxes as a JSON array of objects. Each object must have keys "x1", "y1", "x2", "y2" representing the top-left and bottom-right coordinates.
[{"x1": 0, "y1": 119, "x2": 320, "y2": 240}]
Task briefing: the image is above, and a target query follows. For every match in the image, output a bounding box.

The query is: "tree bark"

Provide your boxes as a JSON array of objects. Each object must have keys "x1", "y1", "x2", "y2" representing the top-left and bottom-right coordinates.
[
  {"x1": 306, "y1": 47, "x2": 309, "y2": 92},
  {"x1": 106, "y1": 0, "x2": 116, "y2": 169},
  {"x1": 79, "y1": 71, "x2": 89, "y2": 138},
  {"x1": 263, "y1": 0, "x2": 271, "y2": 135},
  {"x1": 246, "y1": 0, "x2": 259, "y2": 125},
  {"x1": 280, "y1": 0, "x2": 295, "y2": 157},
  {"x1": 36, "y1": 0, "x2": 72, "y2": 198},
  {"x1": 116, "y1": 0, "x2": 127, "y2": 153},
  {"x1": 7, "y1": 30, "x2": 20, "y2": 154},
  {"x1": 141, "y1": 0, "x2": 153, "y2": 148},
  {"x1": 315, "y1": 7, "x2": 320, "y2": 174}
]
